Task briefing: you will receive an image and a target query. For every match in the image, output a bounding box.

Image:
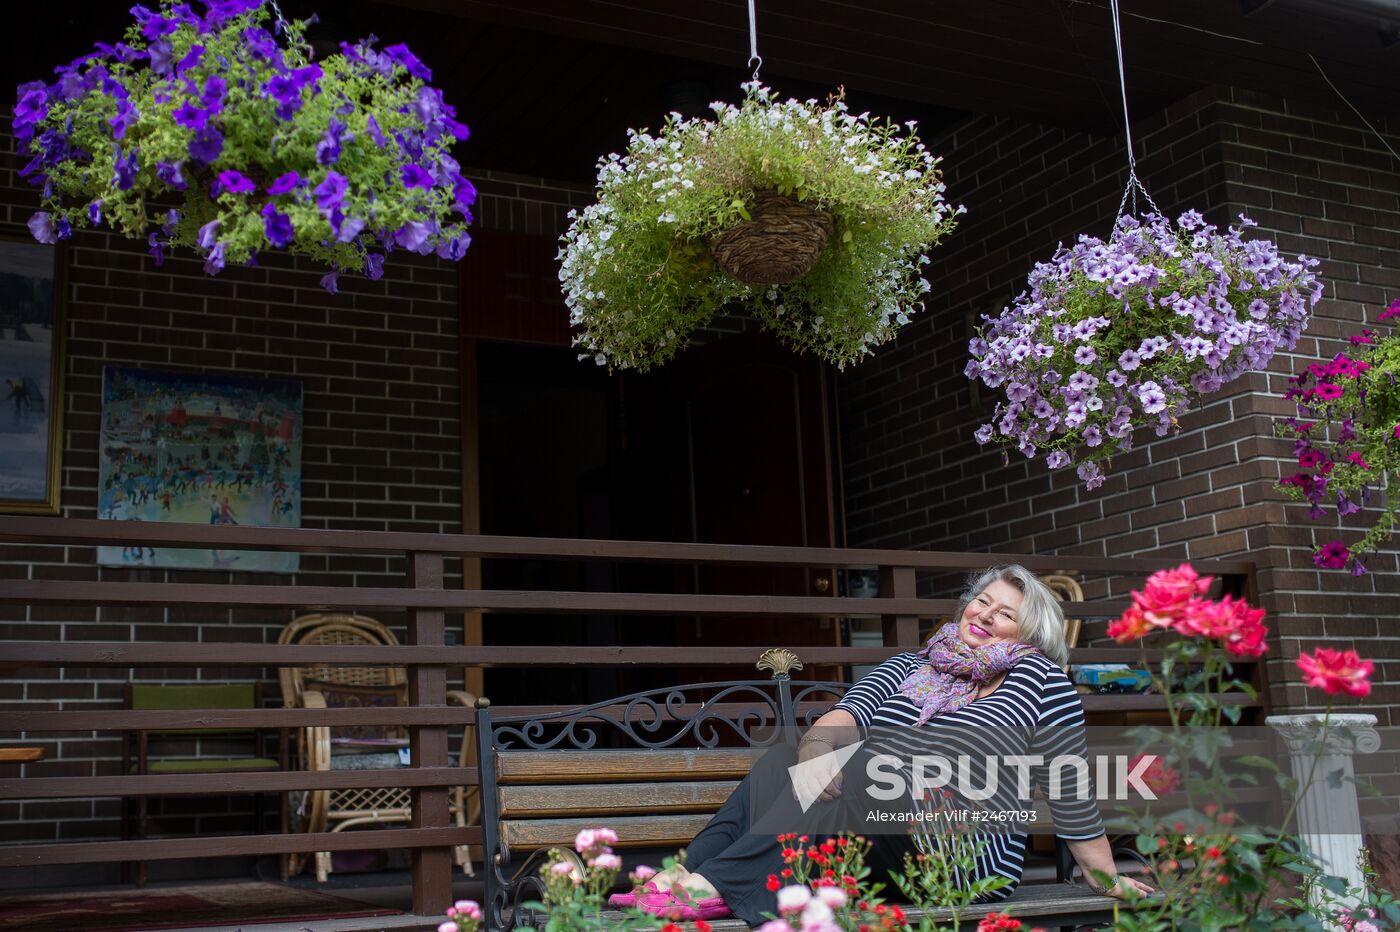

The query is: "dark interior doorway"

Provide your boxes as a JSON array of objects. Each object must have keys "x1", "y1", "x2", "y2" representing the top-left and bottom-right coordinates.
[
  {"x1": 470, "y1": 311, "x2": 842, "y2": 708},
  {"x1": 476, "y1": 341, "x2": 679, "y2": 705}
]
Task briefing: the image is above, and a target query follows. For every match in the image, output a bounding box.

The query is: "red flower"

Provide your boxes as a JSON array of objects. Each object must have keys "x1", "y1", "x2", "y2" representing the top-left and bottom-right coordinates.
[
  {"x1": 1128, "y1": 753, "x2": 1180, "y2": 796},
  {"x1": 1172, "y1": 594, "x2": 1268, "y2": 657},
  {"x1": 1131, "y1": 564, "x2": 1213, "y2": 628},
  {"x1": 766, "y1": 874, "x2": 780, "y2": 891},
  {"x1": 1297, "y1": 647, "x2": 1373, "y2": 697},
  {"x1": 977, "y1": 914, "x2": 1023, "y2": 931},
  {"x1": 1107, "y1": 605, "x2": 1154, "y2": 643}
]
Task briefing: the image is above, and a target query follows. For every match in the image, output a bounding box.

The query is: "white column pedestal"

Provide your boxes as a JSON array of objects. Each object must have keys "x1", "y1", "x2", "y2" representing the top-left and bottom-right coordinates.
[{"x1": 1266, "y1": 713, "x2": 1380, "y2": 910}]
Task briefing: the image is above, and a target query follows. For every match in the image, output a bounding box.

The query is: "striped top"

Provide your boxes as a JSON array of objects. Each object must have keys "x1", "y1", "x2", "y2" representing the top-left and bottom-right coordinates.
[{"x1": 833, "y1": 650, "x2": 1104, "y2": 899}]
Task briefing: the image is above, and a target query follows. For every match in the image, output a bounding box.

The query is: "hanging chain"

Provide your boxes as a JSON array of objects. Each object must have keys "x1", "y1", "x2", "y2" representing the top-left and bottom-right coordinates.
[
  {"x1": 1110, "y1": 0, "x2": 1160, "y2": 219},
  {"x1": 747, "y1": 0, "x2": 763, "y2": 80},
  {"x1": 268, "y1": 0, "x2": 290, "y2": 35}
]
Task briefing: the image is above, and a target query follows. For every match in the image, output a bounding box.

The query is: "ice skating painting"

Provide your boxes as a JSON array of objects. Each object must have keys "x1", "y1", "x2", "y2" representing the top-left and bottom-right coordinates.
[
  {"x1": 0, "y1": 239, "x2": 63, "y2": 514},
  {"x1": 97, "y1": 366, "x2": 302, "y2": 572}
]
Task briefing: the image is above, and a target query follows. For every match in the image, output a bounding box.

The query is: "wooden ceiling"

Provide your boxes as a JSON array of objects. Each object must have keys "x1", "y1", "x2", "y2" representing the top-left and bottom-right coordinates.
[{"x1": 7, "y1": 1, "x2": 1400, "y2": 183}]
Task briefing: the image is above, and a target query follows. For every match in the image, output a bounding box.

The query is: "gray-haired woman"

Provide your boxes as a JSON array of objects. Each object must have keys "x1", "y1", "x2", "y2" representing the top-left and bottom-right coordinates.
[{"x1": 622, "y1": 565, "x2": 1154, "y2": 924}]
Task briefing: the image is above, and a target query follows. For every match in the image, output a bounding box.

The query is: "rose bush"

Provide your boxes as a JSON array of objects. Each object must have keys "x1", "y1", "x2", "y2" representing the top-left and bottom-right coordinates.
[
  {"x1": 15, "y1": 0, "x2": 475, "y2": 290},
  {"x1": 1105, "y1": 564, "x2": 1395, "y2": 931}
]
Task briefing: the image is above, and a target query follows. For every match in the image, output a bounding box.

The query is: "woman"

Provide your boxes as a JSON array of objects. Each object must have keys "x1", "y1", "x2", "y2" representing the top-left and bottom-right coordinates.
[{"x1": 622, "y1": 564, "x2": 1154, "y2": 923}]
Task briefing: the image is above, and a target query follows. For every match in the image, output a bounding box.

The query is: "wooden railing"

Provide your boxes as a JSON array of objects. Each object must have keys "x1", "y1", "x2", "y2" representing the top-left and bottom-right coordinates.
[{"x1": 0, "y1": 516, "x2": 1263, "y2": 917}]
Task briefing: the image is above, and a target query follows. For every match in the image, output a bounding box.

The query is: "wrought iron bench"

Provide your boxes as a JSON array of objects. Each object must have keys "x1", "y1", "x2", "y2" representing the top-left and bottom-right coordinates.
[{"x1": 474, "y1": 649, "x2": 1123, "y2": 931}]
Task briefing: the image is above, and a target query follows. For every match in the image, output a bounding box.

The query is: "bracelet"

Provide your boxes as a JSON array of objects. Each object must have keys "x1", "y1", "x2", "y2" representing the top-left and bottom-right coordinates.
[
  {"x1": 1087, "y1": 875, "x2": 1117, "y2": 895},
  {"x1": 799, "y1": 732, "x2": 836, "y2": 749}
]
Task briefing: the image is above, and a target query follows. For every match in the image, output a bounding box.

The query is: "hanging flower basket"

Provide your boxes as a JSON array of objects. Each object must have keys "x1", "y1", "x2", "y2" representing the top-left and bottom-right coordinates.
[
  {"x1": 966, "y1": 211, "x2": 1322, "y2": 489},
  {"x1": 560, "y1": 82, "x2": 962, "y2": 372},
  {"x1": 1276, "y1": 299, "x2": 1400, "y2": 575},
  {"x1": 707, "y1": 191, "x2": 834, "y2": 284},
  {"x1": 13, "y1": 0, "x2": 475, "y2": 291}
]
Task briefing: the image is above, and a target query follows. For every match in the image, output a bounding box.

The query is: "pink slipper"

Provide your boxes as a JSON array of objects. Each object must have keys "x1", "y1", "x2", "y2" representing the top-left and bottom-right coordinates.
[
  {"x1": 607, "y1": 881, "x2": 660, "y2": 907},
  {"x1": 637, "y1": 890, "x2": 731, "y2": 920}
]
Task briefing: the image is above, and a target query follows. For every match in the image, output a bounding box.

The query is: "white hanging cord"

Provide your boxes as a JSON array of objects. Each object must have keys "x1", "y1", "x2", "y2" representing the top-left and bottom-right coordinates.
[
  {"x1": 1309, "y1": 53, "x2": 1400, "y2": 167},
  {"x1": 1110, "y1": 0, "x2": 1159, "y2": 219},
  {"x1": 268, "y1": 0, "x2": 289, "y2": 35},
  {"x1": 747, "y1": 0, "x2": 763, "y2": 80}
]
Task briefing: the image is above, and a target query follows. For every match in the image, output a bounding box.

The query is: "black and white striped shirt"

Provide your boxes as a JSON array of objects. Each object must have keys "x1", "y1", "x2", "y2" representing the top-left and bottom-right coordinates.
[{"x1": 833, "y1": 651, "x2": 1105, "y2": 898}]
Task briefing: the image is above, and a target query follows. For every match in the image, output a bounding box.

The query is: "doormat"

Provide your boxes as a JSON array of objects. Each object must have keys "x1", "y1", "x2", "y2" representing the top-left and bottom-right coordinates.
[{"x1": 0, "y1": 881, "x2": 399, "y2": 931}]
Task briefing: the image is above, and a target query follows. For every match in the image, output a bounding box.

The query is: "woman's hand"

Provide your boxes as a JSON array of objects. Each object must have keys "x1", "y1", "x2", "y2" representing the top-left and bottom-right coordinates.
[
  {"x1": 1089, "y1": 872, "x2": 1155, "y2": 899},
  {"x1": 1066, "y1": 834, "x2": 1156, "y2": 900},
  {"x1": 793, "y1": 733, "x2": 844, "y2": 802},
  {"x1": 791, "y1": 710, "x2": 858, "y2": 804},
  {"x1": 1108, "y1": 874, "x2": 1155, "y2": 898}
]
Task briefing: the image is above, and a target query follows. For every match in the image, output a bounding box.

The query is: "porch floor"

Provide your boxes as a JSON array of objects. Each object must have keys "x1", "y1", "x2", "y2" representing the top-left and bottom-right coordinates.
[{"x1": 0, "y1": 870, "x2": 485, "y2": 932}]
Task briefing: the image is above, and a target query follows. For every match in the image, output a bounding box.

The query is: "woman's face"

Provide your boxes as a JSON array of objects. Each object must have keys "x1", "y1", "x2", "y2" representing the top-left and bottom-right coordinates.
[{"x1": 959, "y1": 579, "x2": 1024, "y2": 649}]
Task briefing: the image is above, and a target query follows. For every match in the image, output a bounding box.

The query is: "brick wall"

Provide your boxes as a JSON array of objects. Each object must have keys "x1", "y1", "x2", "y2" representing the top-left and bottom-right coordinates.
[
  {"x1": 0, "y1": 115, "x2": 590, "y2": 884},
  {"x1": 837, "y1": 85, "x2": 1400, "y2": 725}
]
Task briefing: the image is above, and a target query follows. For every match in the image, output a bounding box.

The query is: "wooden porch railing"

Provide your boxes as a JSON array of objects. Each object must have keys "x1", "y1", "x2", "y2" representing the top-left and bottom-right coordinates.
[{"x1": 0, "y1": 516, "x2": 1262, "y2": 917}]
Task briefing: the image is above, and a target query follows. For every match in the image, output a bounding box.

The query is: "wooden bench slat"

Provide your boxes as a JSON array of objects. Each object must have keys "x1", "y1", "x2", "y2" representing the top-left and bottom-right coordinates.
[
  {"x1": 501, "y1": 813, "x2": 713, "y2": 854},
  {"x1": 497, "y1": 748, "x2": 755, "y2": 783},
  {"x1": 499, "y1": 781, "x2": 740, "y2": 818}
]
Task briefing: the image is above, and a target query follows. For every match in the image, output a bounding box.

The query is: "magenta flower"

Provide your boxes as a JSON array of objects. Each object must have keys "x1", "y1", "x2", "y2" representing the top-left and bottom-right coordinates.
[
  {"x1": 203, "y1": 241, "x2": 226, "y2": 276},
  {"x1": 401, "y1": 164, "x2": 434, "y2": 189},
  {"x1": 266, "y1": 171, "x2": 300, "y2": 195},
  {"x1": 156, "y1": 160, "x2": 186, "y2": 191},
  {"x1": 1312, "y1": 541, "x2": 1350, "y2": 570},
  {"x1": 26, "y1": 211, "x2": 57, "y2": 244},
  {"x1": 215, "y1": 170, "x2": 256, "y2": 195},
  {"x1": 188, "y1": 127, "x2": 223, "y2": 164},
  {"x1": 1313, "y1": 383, "x2": 1344, "y2": 401},
  {"x1": 384, "y1": 43, "x2": 432, "y2": 81},
  {"x1": 173, "y1": 99, "x2": 208, "y2": 131},
  {"x1": 314, "y1": 171, "x2": 348, "y2": 213},
  {"x1": 394, "y1": 220, "x2": 431, "y2": 253},
  {"x1": 261, "y1": 203, "x2": 294, "y2": 248}
]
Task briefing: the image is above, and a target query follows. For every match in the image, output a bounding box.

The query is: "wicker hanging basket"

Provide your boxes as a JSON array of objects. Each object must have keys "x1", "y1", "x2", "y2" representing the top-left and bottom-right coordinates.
[{"x1": 708, "y1": 191, "x2": 835, "y2": 285}]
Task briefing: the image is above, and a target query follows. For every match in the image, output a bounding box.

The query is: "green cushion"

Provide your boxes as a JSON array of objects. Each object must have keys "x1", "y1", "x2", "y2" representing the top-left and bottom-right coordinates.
[
  {"x1": 130, "y1": 683, "x2": 258, "y2": 710},
  {"x1": 130, "y1": 684, "x2": 261, "y2": 736},
  {"x1": 136, "y1": 757, "x2": 280, "y2": 773}
]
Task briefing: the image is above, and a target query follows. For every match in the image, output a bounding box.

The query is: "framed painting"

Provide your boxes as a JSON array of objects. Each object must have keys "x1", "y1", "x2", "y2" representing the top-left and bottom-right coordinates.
[
  {"x1": 97, "y1": 366, "x2": 302, "y2": 572},
  {"x1": 0, "y1": 236, "x2": 65, "y2": 514}
]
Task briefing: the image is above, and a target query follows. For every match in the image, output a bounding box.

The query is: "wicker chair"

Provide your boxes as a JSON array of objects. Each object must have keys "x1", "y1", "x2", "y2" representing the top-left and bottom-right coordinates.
[
  {"x1": 1038, "y1": 573, "x2": 1085, "y2": 661},
  {"x1": 278, "y1": 612, "x2": 478, "y2": 881}
]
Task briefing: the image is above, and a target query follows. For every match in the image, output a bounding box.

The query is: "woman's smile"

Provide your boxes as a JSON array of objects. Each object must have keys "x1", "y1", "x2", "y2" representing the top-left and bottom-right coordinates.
[{"x1": 958, "y1": 579, "x2": 1024, "y2": 648}]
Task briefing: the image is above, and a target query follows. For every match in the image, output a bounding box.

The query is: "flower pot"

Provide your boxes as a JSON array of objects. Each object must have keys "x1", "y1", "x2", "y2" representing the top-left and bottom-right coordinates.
[{"x1": 707, "y1": 192, "x2": 835, "y2": 285}]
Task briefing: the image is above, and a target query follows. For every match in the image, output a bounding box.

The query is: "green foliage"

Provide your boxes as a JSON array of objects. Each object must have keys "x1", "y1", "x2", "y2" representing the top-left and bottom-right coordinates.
[
  {"x1": 20, "y1": 1, "x2": 471, "y2": 282},
  {"x1": 561, "y1": 82, "x2": 962, "y2": 371}
]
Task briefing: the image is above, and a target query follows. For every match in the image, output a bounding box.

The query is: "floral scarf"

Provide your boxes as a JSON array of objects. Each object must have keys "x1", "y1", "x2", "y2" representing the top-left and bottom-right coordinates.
[{"x1": 897, "y1": 622, "x2": 1040, "y2": 726}]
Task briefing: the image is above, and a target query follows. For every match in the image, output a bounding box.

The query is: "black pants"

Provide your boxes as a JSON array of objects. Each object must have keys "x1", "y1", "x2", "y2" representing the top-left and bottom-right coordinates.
[{"x1": 683, "y1": 744, "x2": 919, "y2": 926}]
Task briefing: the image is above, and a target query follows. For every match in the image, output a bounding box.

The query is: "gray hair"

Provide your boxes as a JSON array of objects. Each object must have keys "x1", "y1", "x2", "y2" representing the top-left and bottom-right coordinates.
[{"x1": 953, "y1": 565, "x2": 1068, "y2": 667}]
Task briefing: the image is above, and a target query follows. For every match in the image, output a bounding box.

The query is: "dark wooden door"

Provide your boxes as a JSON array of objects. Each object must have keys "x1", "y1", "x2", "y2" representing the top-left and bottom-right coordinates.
[{"x1": 670, "y1": 329, "x2": 840, "y2": 678}]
